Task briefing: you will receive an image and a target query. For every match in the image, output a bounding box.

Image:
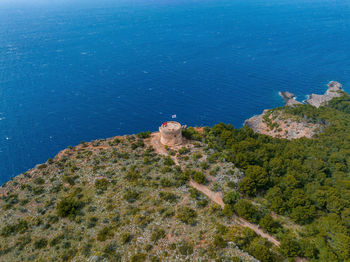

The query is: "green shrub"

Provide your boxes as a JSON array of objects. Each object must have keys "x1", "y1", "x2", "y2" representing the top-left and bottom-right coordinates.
[
  {"x1": 222, "y1": 204, "x2": 234, "y2": 217},
  {"x1": 159, "y1": 192, "x2": 177, "y2": 203},
  {"x1": 234, "y1": 199, "x2": 260, "y2": 223},
  {"x1": 33, "y1": 186, "x2": 45, "y2": 195},
  {"x1": 182, "y1": 127, "x2": 201, "y2": 141},
  {"x1": 200, "y1": 161, "x2": 210, "y2": 170},
  {"x1": 178, "y1": 241, "x2": 194, "y2": 255},
  {"x1": 95, "y1": 178, "x2": 109, "y2": 190},
  {"x1": 192, "y1": 171, "x2": 206, "y2": 184},
  {"x1": 164, "y1": 156, "x2": 175, "y2": 166},
  {"x1": 131, "y1": 253, "x2": 147, "y2": 262},
  {"x1": 87, "y1": 216, "x2": 99, "y2": 228},
  {"x1": 50, "y1": 234, "x2": 64, "y2": 247},
  {"x1": 192, "y1": 153, "x2": 203, "y2": 161},
  {"x1": 121, "y1": 232, "x2": 132, "y2": 244},
  {"x1": 150, "y1": 228, "x2": 166, "y2": 243},
  {"x1": 248, "y1": 239, "x2": 273, "y2": 262},
  {"x1": 279, "y1": 234, "x2": 302, "y2": 258},
  {"x1": 15, "y1": 235, "x2": 32, "y2": 250},
  {"x1": 223, "y1": 191, "x2": 239, "y2": 206},
  {"x1": 82, "y1": 242, "x2": 93, "y2": 257},
  {"x1": 160, "y1": 177, "x2": 173, "y2": 187},
  {"x1": 213, "y1": 235, "x2": 227, "y2": 249},
  {"x1": 125, "y1": 166, "x2": 140, "y2": 181},
  {"x1": 177, "y1": 206, "x2": 197, "y2": 224},
  {"x1": 34, "y1": 177, "x2": 45, "y2": 185},
  {"x1": 173, "y1": 170, "x2": 191, "y2": 185},
  {"x1": 178, "y1": 147, "x2": 190, "y2": 155},
  {"x1": 1, "y1": 219, "x2": 28, "y2": 237},
  {"x1": 258, "y1": 214, "x2": 280, "y2": 233},
  {"x1": 63, "y1": 175, "x2": 76, "y2": 186},
  {"x1": 34, "y1": 238, "x2": 48, "y2": 249},
  {"x1": 57, "y1": 196, "x2": 83, "y2": 218},
  {"x1": 103, "y1": 241, "x2": 118, "y2": 258},
  {"x1": 97, "y1": 226, "x2": 114, "y2": 241},
  {"x1": 60, "y1": 248, "x2": 77, "y2": 261},
  {"x1": 197, "y1": 198, "x2": 209, "y2": 208},
  {"x1": 123, "y1": 189, "x2": 140, "y2": 203},
  {"x1": 189, "y1": 188, "x2": 200, "y2": 199},
  {"x1": 137, "y1": 131, "x2": 151, "y2": 139}
]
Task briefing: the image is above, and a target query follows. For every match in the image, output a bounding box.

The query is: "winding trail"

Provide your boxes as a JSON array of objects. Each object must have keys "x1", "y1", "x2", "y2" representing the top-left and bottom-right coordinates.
[
  {"x1": 147, "y1": 135, "x2": 280, "y2": 247},
  {"x1": 235, "y1": 216, "x2": 280, "y2": 247},
  {"x1": 190, "y1": 180, "x2": 280, "y2": 247}
]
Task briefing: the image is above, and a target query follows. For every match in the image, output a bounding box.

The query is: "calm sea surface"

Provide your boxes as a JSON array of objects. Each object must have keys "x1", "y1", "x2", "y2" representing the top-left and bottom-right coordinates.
[{"x1": 0, "y1": 0, "x2": 350, "y2": 183}]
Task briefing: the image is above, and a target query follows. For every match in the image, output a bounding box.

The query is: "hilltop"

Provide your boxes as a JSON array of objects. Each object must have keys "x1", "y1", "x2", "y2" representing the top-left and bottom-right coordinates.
[{"x1": 1, "y1": 85, "x2": 350, "y2": 261}]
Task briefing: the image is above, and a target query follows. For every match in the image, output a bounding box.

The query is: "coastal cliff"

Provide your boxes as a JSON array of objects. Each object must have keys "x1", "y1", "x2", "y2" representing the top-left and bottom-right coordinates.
[
  {"x1": 1, "y1": 84, "x2": 350, "y2": 261},
  {"x1": 245, "y1": 81, "x2": 343, "y2": 139},
  {"x1": 244, "y1": 109, "x2": 321, "y2": 139}
]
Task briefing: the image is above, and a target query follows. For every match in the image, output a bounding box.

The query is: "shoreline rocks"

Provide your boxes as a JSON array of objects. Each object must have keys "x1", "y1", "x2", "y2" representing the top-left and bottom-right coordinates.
[
  {"x1": 244, "y1": 81, "x2": 343, "y2": 139},
  {"x1": 279, "y1": 91, "x2": 302, "y2": 107},
  {"x1": 279, "y1": 81, "x2": 343, "y2": 108},
  {"x1": 305, "y1": 81, "x2": 343, "y2": 108}
]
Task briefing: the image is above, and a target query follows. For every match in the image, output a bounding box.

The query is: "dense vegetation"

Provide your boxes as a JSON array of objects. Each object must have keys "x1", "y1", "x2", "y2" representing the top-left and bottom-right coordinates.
[
  {"x1": 205, "y1": 93, "x2": 350, "y2": 261},
  {"x1": 1, "y1": 93, "x2": 350, "y2": 261}
]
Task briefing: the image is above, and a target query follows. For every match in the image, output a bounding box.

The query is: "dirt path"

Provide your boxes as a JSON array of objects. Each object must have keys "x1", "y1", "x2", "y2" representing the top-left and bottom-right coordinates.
[
  {"x1": 148, "y1": 132, "x2": 168, "y2": 156},
  {"x1": 191, "y1": 182, "x2": 280, "y2": 247},
  {"x1": 167, "y1": 194, "x2": 189, "y2": 242},
  {"x1": 235, "y1": 216, "x2": 280, "y2": 246},
  {"x1": 189, "y1": 180, "x2": 225, "y2": 207},
  {"x1": 148, "y1": 134, "x2": 280, "y2": 247}
]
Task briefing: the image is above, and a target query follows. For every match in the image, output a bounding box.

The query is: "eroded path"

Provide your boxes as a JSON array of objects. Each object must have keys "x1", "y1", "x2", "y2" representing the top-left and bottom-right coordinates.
[
  {"x1": 149, "y1": 135, "x2": 280, "y2": 247},
  {"x1": 189, "y1": 180, "x2": 224, "y2": 207},
  {"x1": 191, "y1": 180, "x2": 280, "y2": 247}
]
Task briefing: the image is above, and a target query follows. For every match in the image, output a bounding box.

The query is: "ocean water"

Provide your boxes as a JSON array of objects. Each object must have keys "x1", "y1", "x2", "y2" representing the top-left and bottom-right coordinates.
[{"x1": 0, "y1": 0, "x2": 350, "y2": 183}]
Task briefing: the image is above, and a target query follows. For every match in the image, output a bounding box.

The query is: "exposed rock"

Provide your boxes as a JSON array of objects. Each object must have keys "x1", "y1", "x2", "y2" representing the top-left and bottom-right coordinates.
[
  {"x1": 244, "y1": 110, "x2": 322, "y2": 140},
  {"x1": 244, "y1": 110, "x2": 267, "y2": 133},
  {"x1": 280, "y1": 91, "x2": 303, "y2": 107},
  {"x1": 245, "y1": 81, "x2": 343, "y2": 139},
  {"x1": 305, "y1": 81, "x2": 343, "y2": 108}
]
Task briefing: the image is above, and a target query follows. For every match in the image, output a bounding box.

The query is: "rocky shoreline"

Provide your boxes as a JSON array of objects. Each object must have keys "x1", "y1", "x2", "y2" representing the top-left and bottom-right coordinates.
[
  {"x1": 279, "y1": 81, "x2": 343, "y2": 108},
  {"x1": 244, "y1": 81, "x2": 343, "y2": 139},
  {"x1": 279, "y1": 91, "x2": 302, "y2": 107}
]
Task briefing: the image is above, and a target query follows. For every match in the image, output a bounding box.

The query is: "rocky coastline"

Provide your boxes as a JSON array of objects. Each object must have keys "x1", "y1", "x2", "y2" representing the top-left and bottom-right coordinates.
[
  {"x1": 279, "y1": 81, "x2": 343, "y2": 108},
  {"x1": 244, "y1": 81, "x2": 343, "y2": 139},
  {"x1": 305, "y1": 81, "x2": 343, "y2": 107},
  {"x1": 279, "y1": 91, "x2": 302, "y2": 107}
]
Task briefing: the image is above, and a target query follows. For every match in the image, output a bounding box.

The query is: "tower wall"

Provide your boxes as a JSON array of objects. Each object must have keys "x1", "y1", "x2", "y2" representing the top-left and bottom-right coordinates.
[{"x1": 159, "y1": 121, "x2": 182, "y2": 146}]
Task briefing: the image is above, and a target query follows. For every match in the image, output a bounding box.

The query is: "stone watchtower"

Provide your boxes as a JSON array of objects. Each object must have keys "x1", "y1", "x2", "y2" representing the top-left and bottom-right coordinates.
[{"x1": 159, "y1": 121, "x2": 182, "y2": 146}]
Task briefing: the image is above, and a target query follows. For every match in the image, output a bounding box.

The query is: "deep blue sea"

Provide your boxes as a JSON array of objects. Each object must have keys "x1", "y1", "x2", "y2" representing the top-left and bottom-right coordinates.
[{"x1": 0, "y1": 0, "x2": 350, "y2": 183}]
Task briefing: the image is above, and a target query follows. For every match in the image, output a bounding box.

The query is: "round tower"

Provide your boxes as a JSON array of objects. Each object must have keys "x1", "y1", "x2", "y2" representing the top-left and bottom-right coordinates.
[{"x1": 159, "y1": 121, "x2": 182, "y2": 146}]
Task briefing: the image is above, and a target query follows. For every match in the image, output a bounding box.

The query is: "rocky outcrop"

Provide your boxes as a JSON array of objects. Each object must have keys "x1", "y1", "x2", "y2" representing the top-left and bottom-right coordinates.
[
  {"x1": 305, "y1": 81, "x2": 343, "y2": 108},
  {"x1": 245, "y1": 110, "x2": 322, "y2": 140},
  {"x1": 279, "y1": 81, "x2": 343, "y2": 108},
  {"x1": 245, "y1": 81, "x2": 343, "y2": 139},
  {"x1": 280, "y1": 91, "x2": 302, "y2": 107}
]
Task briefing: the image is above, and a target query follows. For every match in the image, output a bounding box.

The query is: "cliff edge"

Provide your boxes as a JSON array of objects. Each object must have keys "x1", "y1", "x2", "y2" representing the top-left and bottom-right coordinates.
[{"x1": 244, "y1": 81, "x2": 344, "y2": 139}]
